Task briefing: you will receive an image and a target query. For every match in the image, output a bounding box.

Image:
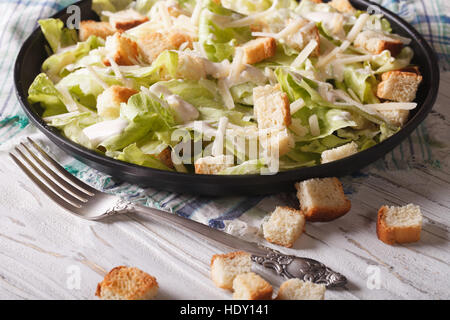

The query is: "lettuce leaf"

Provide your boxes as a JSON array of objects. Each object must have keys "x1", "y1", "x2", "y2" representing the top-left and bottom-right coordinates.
[
  {"x1": 198, "y1": 106, "x2": 254, "y2": 126},
  {"x1": 199, "y1": 0, "x2": 252, "y2": 62},
  {"x1": 101, "y1": 92, "x2": 175, "y2": 151},
  {"x1": 115, "y1": 143, "x2": 174, "y2": 171},
  {"x1": 295, "y1": 0, "x2": 335, "y2": 16},
  {"x1": 284, "y1": 148, "x2": 319, "y2": 167},
  {"x1": 275, "y1": 68, "x2": 396, "y2": 131},
  {"x1": 218, "y1": 159, "x2": 265, "y2": 175},
  {"x1": 92, "y1": 0, "x2": 134, "y2": 20},
  {"x1": 343, "y1": 65, "x2": 379, "y2": 104},
  {"x1": 134, "y1": 0, "x2": 160, "y2": 14},
  {"x1": 220, "y1": 0, "x2": 272, "y2": 14},
  {"x1": 42, "y1": 36, "x2": 104, "y2": 82},
  {"x1": 161, "y1": 79, "x2": 223, "y2": 109},
  {"x1": 298, "y1": 134, "x2": 351, "y2": 153},
  {"x1": 230, "y1": 82, "x2": 257, "y2": 105},
  {"x1": 292, "y1": 106, "x2": 357, "y2": 141},
  {"x1": 38, "y1": 19, "x2": 77, "y2": 53},
  {"x1": 117, "y1": 50, "x2": 179, "y2": 87},
  {"x1": 48, "y1": 112, "x2": 101, "y2": 149},
  {"x1": 28, "y1": 73, "x2": 68, "y2": 117},
  {"x1": 371, "y1": 47, "x2": 414, "y2": 74},
  {"x1": 56, "y1": 68, "x2": 121, "y2": 109}
]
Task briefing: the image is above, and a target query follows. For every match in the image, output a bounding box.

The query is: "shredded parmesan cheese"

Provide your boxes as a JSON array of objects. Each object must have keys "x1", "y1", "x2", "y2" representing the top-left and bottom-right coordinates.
[
  {"x1": 308, "y1": 114, "x2": 320, "y2": 136},
  {"x1": 212, "y1": 117, "x2": 229, "y2": 156},
  {"x1": 317, "y1": 40, "x2": 350, "y2": 68},
  {"x1": 43, "y1": 111, "x2": 81, "y2": 122},
  {"x1": 332, "y1": 54, "x2": 375, "y2": 65},
  {"x1": 290, "y1": 98, "x2": 305, "y2": 115},
  {"x1": 56, "y1": 87, "x2": 81, "y2": 112},
  {"x1": 347, "y1": 88, "x2": 361, "y2": 104},
  {"x1": 346, "y1": 13, "x2": 370, "y2": 42},
  {"x1": 108, "y1": 57, "x2": 134, "y2": 88},
  {"x1": 218, "y1": 79, "x2": 235, "y2": 110},
  {"x1": 365, "y1": 102, "x2": 417, "y2": 110},
  {"x1": 227, "y1": 47, "x2": 245, "y2": 85},
  {"x1": 86, "y1": 66, "x2": 109, "y2": 90},
  {"x1": 291, "y1": 39, "x2": 318, "y2": 68},
  {"x1": 191, "y1": 0, "x2": 204, "y2": 26},
  {"x1": 289, "y1": 118, "x2": 308, "y2": 137},
  {"x1": 223, "y1": 0, "x2": 279, "y2": 28}
]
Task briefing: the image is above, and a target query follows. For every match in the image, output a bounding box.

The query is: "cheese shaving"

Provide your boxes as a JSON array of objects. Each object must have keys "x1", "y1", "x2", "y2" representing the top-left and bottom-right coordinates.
[
  {"x1": 364, "y1": 102, "x2": 417, "y2": 111},
  {"x1": 290, "y1": 98, "x2": 305, "y2": 115},
  {"x1": 227, "y1": 47, "x2": 245, "y2": 85},
  {"x1": 43, "y1": 111, "x2": 81, "y2": 122},
  {"x1": 317, "y1": 40, "x2": 350, "y2": 68},
  {"x1": 212, "y1": 117, "x2": 229, "y2": 156},
  {"x1": 86, "y1": 66, "x2": 109, "y2": 90},
  {"x1": 218, "y1": 79, "x2": 235, "y2": 110},
  {"x1": 347, "y1": 13, "x2": 369, "y2": 42},
  {"x1": 308, "y1": 114, "x2": 320, "y2": 136},
  {"x1": 108, "y1": 57, "x2": 134, "y2": 88},
  {"x1": 191, "y1": 0, "x2": 204, "y2": 26},
  {"x1": 223, "y1": 0, "x2": 278, "y2": 28},
  {"x1": 291, "y1": 39, "x2": 318, "y2": 68},
  {"x1": 289, "y1": 119, "x2": 308, "y2": 137}
]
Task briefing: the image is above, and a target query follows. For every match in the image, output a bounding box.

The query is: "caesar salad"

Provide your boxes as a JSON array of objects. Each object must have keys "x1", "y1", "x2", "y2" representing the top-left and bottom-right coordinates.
[{"x1": 28, "y1": 0, "x2": 423, "y2": 175}]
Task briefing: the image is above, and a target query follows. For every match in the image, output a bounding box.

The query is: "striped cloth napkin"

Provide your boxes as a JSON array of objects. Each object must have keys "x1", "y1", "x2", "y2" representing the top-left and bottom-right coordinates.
[{"x1": 0, "y1": 0, "x2": 448, "y2": 238}]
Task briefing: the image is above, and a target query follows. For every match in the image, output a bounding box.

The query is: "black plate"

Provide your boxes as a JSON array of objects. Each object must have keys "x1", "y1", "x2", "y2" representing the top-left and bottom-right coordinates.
[{"x1": 14, "y1": 0, "x2": 440, "y2": 196}]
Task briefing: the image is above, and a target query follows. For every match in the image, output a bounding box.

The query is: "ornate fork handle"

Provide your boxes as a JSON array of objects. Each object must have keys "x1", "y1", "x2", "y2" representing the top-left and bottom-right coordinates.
[
  {"x1": 108, "y1": 200, "x2": 347, "y2": 288},
  {"x1": 251, "y1": 251, "x2": 347, "y2": 287}
]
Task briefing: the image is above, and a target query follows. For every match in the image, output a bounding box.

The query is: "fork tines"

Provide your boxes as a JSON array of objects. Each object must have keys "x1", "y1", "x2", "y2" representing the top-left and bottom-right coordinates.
[{"x1": 9, "y1": 138, "x2": 97, "y2": 210}]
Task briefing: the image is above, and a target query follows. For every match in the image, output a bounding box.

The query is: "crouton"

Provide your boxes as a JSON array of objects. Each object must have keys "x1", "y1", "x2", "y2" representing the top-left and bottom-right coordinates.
[
  {"x1": 96, "y1": 85, "x2": 138, "y2": 119},
  {"x1": 95, "y1": 266, "x2": 158, "y2": 300},
  {"x1": 377, "y1": 69, "x2": 423, "y2": 102},
  {"x1": 210, "y1": 251, "x2": 252, "y2": 290},
  {"x1": 104, "y1": 33, "x2": 140, "y2": 66},
  {"x1": 262, "y1": 206, "x2": 305, "y2": 248},
  {"x1": 329, "y1": 0, "x2": 356, "y2": 13},
  {"x1": 321, "y1": 141, "x2": 358, "y2": 164},
  {"x1": 276, "y1": 279, "x2": 326, "y2": 300},
  {"x1": 379, "y1": 109, "x2": 410, "y2": 127},
  {"x1": 377, "y1": 204, "x2": 422, "y2": 245},
  {"x1": 253, "y1": 85, "x2": 291, "y2": 130},
  {"x1": 194, "y1": 155, "x2": 234, "y2": 174},
  {"x1": 242, "y1": 37, "x2": 277, "y2": 65},
  {"x1": 108, "y1": 9, "x2": 149, "y2": 31},
  {"x1": 157, "y1": 147, "x2": 175, "y2": 169},
  {"x1": 354, "y1": 30, "x2": 403, "y2": 56},
  {"x1": 259, "y1": 128, "x2": 295, "y2": 157},
  {"x1": 137, "y1": 31, "x2": 193, "y2": 64},
  {"x1": 285, "y1": 21, "x2": 321, "y2": 56},
  {"x1": 295, "y1": 177, "x2": 351, "y2": 222},
  {"x1": 232, "y1": 273, "x2": 273, "y2": 300},
  {"x1": 79, "y1": 20, "x2": 115, "y2": 41}
]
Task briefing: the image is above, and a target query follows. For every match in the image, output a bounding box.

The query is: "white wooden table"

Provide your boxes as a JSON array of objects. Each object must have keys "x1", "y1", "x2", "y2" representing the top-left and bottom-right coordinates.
[{"x1": 0, "y1": 74, "x2": 449, "y2": 300}]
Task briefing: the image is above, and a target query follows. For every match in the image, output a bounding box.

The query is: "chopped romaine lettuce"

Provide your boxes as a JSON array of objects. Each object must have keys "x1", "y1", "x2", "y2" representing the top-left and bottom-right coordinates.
[
  {"x1": 92, "y1": 0, "x2": 134, "y2": 19},
  {"x1": 198, "y1": 0, "x2": 252, "y2": 62},
  {"x1": 343, "y1": 64, "x2": 379, "y2": 104},
  {"x1": 42, "y1": 36, "x2": 104, "y2": 82},
  {"x1": 28, "y1": 73, "x2": 68, "y2": 117},
  {"x1": 38, "y1": 19, "x2": 77, "y2": 53},
  {"x1": 101, "y1": 92, "x2": 175, "y2": 151},
  {"x1": 116, "y1": 143, "x2": 174, "y2": 170}
]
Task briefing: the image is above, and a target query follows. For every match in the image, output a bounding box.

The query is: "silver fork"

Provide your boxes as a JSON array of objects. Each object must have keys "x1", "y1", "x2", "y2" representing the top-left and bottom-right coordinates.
[{"x1": 10, "y1": 137, "x2": 347, "y2": 288}]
